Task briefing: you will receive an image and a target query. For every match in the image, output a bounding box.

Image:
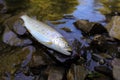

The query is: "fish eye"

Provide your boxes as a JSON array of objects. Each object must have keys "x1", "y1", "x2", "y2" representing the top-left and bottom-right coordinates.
[{"x1": 65, "y1": 44, "x2": 69, "y2": 48}]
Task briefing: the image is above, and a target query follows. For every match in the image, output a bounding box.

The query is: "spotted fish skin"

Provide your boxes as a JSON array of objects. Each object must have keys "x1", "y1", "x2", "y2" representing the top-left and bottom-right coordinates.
[{"x1": 20, "y1": 15, "x2": 72, "y2": 55}]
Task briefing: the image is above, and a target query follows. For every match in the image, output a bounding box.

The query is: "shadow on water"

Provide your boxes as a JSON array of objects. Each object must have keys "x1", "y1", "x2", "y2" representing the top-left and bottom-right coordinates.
[{"x1": 0, "y1": 0, "x2": 120, "y2": 79}]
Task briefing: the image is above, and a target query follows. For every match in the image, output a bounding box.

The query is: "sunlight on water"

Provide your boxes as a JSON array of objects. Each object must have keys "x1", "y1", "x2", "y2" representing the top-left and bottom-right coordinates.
[{"x1": 73, "y1": 0, "x2": 106, "y2": 22}]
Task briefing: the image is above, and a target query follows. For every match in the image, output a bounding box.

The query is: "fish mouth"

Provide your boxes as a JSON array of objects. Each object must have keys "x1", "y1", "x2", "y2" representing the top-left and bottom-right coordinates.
[
  {"x1": 62, "y1": 50, "x2": 72, "y2": 56},
  {"x1": 65, "y1": 47, "x2": 72, "y2": 51}
]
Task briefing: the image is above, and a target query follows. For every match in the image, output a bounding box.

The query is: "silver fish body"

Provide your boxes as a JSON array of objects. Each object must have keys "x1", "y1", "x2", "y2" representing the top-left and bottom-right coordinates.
[{"x1": 20, "y1": 15, "x2": 72, "y2": 55}]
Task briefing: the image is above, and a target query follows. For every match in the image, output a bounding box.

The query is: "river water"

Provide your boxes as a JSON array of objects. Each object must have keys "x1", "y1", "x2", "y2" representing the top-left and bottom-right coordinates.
[{"x1": 0, "y1": 0, "x2": 120, "y2": 79}]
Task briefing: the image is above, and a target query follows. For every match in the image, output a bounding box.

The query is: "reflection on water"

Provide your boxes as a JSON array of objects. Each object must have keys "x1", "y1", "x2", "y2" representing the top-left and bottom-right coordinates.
[
  {"x1": 27, "y1": 0, "x2": 78, "y2": 21},
  {"x1": 73, "y1": 0, "x2": 106, "y2": 22},
  {"x1": 99, "y1": 0, "x2": 120, "y2": 15}
]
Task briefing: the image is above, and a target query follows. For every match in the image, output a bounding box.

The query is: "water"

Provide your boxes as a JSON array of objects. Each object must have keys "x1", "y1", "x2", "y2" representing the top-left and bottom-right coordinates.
[
  {"x1": 0, "y1": 0, "x2": 120, "y2": 79},
  {"x1": 73, "y1": 0, "x2": 106, "y2": 22}
]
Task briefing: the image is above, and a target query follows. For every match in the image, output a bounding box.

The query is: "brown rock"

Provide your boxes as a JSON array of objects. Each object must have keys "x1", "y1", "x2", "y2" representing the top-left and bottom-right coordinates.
[
  {"x1": 74, "y1": 20, "x2": 107, "y2": 35},
  {"x1": 29, "y1": 49, "x2": 55, "y2": 67},
  {"x1": 3, "y1": 27, "x2": 32, "y2": 46},
  {"x1": 111, "y1": 58, "x2": 120, "y2": 80},
  {"x1": 106, "y1": 16, "x2": 120, "y2": 40},
  {"x1": 90, "y1": 35, "x2": 107, "y2": 52},
  {"x1": 0, "y1": 46, "x2": 35, "y2": 77},
  {"x1": 61, "y1": 27, "x2": 72, "y2": 32},
  {"x1": 67, "y1": 64, "x2": 88, "y2": 80},
  {"x1": 45, "y1": 66, "x2": 65, "y2": 80},
  {"x1": 74, "y1": 20, "x2": 94, "y2": 33}
]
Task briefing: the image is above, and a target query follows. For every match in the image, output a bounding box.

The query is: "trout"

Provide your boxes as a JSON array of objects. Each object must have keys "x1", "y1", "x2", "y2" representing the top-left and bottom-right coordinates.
[{"x1": 20, "y1": 15, "x2": 72, "y2": 55}]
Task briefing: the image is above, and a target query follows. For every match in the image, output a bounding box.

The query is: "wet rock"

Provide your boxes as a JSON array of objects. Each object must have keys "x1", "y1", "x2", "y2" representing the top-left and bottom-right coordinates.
[
  {"x1": 92, "y1": 54, "x2": 105, "y2": 65},
  {"x1": 90, "y1": 35, "x2": 107, "y2": 52},
  {"x1": 0, "y1": 46, "x2": 35, "y2": 78},
  {"x1": 51, "y1": 21, "x2": 66, "y2": 25},
  {"x1": 67, "y1": 64, "x2": 88, "y2": 80},
  {"x1": 94, "y1": 66, "x2": 112, "y2": 77},
  {"x1": 0, "y1": 0, "x2": 7, "y2": 13},
  {"x1": 92, "y1": 53, "x2": 112, "y2": 65},
  {"x1": 13, "y1": 20, "x2": 26, "y2": 35},
  {"x1": 3, "y1": 14, "x2": 26, "y2": 35},
  {"x1": 61, "y1": 27, "x2": 72, "y2": 33},
  {"x1": 74, "y1": 20, "x2": 94, "y2": 33},
  {"x1": 74, "y1": 20, "x2": 107, "y2": 35},
  {"x1": 3, "y1": 27, "x2": 32, "y2": 46},
  {"x1": 61, "y1": 27, "x2": 72, "y2": 32},
  {"x1": 86, "y1": 72, "x2": 112, "y2": 80},
  {"x1": 0, "y1": 42, "x2": 12, "y2": 55},
  {"x1": 99, "y1": 53, "x2": 113, "y2": 59},
  {"x1": 0, "y1": 14, "x2": 11, "y2": 24},
  {"x1": 63, "y1": 14, "x2": 75, "y2": 19},
  {"x1": 89, "y1": 23, "x2": 108, "y2": 35},
  {"x1": 111, "y1": 58, "x2": 120, "y2": 80},
  {"x1": 45, "y1": 65, "x2": 65, "y2": 80},
  {"x1": 29, "y1": 48, "x2": 55, "y2": 67},
  {"x1": 14, "y1": 72, "x2": 34, "y2": 80},
  {"x1": 117, "y1": 47, "x2": 120, "y2": 58},
  {"x1": 106, "y1": 16, "x2": 120, "y2": 40},
  {"x1": 0, "y1": 0, "x2": 4, "y2": 11}
]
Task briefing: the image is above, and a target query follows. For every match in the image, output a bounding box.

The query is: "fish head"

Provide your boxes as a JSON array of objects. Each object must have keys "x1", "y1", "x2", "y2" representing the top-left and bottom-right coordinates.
[{"x1": 59, "y1": 37, "x2": 72, "y2": 51}]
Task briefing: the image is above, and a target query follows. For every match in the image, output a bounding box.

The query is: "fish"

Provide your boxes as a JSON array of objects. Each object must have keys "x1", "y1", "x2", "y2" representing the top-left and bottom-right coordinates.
[{"x1": 20, "y1": 15, "x2": 72, "y2": 55}]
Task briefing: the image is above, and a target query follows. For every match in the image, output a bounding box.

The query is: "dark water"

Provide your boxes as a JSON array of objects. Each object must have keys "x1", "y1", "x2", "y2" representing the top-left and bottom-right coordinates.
[{"x1": 0, "y1": 0, "x2": 120, "y2": 79}]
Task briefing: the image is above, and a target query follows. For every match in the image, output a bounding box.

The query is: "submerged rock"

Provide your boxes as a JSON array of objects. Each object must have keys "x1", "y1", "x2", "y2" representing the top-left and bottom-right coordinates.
[
  {"x1": 29, "y1": 48, "x2": 55, "y2": 67},
  {"x1": 92, "y1": 54, "x2": 105, "y2": 64},
  {"x1": 0, "y1": 0, "x2": 7, "y2": 13},
  {"x1": 74, "y1": 20, "x2": 107, "y2": 35},
  {"x1": 3, "y1": 27, "x2": 32, "y2": 46},
  {"x1": 89, "y1": 23, "x2": 108, "y2": 35},
  {"x1": 51, "y1": 21, "x2": 66, "y2": 25},
  {"x1": 90, "y1": 35, "x2": 107, "y2": 52},
  {"x1": 45, "y1": 65, "x2": 65, "y2": 80},
  {"x1": 61, "y1": 27, "x2": 72, "y2": 33},
  {"x1": 106, "y1": 16, "x2": 120, "y2": 40},
  {"x1": 0, "y1": 14, "x2": 11, "y2": 24},
  {"x1": 94, "y1": 66, "x2": 112, "y2": 77},
  {"x1": 0, "y1": 46, "x2": 35, "y2": 78},
  {"x1": 3, "y1": 14, "x2": 26, "y2": 35},
  {"x1": 74, "y1": 20, "x2": 94, "y2": 33},
  {"x1": 13, "y1": 20, "x2": 26, "y2": 35},
  {"x1": 67, "y1": 64, "x2": 88, "y2": 80},
  {"x1": 86, "y1": 71, "x2": 112, "y2": 80},
  {"x1": 2, "y1": 15, "x2": 33, "y2": 46},
  {"x1": 111, "y1": 58, "x2": 120, "y2": 80},
  {"x1": 63, "y1": 14, "x2": 75, "y2": 19}
]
